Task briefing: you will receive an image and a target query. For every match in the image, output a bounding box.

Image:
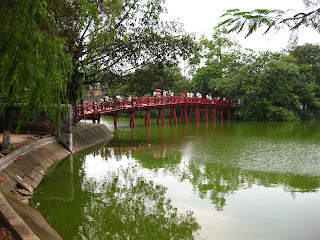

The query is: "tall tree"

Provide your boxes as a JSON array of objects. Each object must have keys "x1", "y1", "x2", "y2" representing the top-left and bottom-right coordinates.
[
  {"x1": 0, "y1": 0, "x2": 72, "y2": 148},
  {"x1": 48, "y1": 0, "x2": 197, "y2": 111}
]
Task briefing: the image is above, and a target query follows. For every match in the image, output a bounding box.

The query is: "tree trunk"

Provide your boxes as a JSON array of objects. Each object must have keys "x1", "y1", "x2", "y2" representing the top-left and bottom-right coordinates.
[
  {"x1": 2, "y1": 130, "x2": 11, "y2": 149},
  {"x1": 68, "y1": 67, "x2": 81, "y2": 123},
  {"x1": 2, "y1": 107, "x2": 13, "y2": 149},
  {"x1": 73, "y1": 100, "x2": 78, "y2": 123}
]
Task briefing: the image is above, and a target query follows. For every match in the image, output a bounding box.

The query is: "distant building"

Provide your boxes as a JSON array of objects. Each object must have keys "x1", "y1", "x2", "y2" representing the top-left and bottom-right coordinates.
[{"x1": 84, "y1": 89, "x2": 103, "y2": 101}]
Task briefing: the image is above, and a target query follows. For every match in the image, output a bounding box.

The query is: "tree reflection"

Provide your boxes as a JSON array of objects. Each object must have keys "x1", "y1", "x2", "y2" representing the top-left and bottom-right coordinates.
[
  {"x1": 32, "y1": 156, "x2": 200, "y2": 240},
  {"x1": 179, "y1": 157, "x2": 320, "y2": 211},
  {"x1": 80, "y1": 172, "x2": 200, "y2": 239},
  {"x1": 102, "y1": 122, "x2": 320, "y2": 212}
]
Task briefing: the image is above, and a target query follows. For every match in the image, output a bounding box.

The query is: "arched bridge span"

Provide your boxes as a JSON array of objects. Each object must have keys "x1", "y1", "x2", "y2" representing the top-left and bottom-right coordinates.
[{"x1": 76, "y1": 96, "x2": 236, "y2": 129}]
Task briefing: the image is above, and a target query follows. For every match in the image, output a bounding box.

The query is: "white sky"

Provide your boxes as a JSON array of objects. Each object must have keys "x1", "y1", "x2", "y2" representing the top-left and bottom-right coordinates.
[{"x1": 161, "y1": 0, "x2": 320, "y2": 52}]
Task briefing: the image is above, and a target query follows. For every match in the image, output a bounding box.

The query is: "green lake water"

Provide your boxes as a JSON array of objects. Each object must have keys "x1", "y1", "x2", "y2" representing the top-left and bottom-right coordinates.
[{"x1": 31, "y1": 118, "x2": 320, "y2": 240}]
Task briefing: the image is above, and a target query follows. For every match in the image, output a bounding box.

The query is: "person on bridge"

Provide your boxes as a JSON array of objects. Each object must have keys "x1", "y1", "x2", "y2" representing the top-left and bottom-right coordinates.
[
  {"x1": 206, "y1": 94, "x2": 212, "y2": 101},
  {"x1": 116, "y1": 94, "x2": 122, "y2": 101},
  {"x1": 196, "y1": 91, "x2": 202, "y2": 99},
  {"x1": 163, "y1": 90, "x2": 167, "y2": 97},
  {"x1": 104, "y1": 94, "x2": 109, "y2": 102}
]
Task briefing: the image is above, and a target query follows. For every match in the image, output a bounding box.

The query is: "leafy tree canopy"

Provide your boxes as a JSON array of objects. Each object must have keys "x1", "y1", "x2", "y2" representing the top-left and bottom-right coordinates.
[{"x1": 47, "y1": 0, "x2": 198, "y2": 104}]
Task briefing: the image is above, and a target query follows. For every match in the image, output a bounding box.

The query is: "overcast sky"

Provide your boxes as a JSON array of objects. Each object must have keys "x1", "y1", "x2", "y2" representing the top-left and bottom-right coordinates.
[{"x1": 161, "y1": 0, "x2": 320, "y2": 52}]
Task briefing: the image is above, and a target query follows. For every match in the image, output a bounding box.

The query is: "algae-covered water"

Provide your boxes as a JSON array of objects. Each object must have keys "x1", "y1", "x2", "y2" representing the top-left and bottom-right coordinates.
[{"x1": 31, "y1": 118, "x2": 320, "y2": 240}]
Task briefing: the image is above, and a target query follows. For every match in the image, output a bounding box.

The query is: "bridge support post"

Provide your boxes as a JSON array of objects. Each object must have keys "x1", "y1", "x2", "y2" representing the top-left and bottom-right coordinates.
[
  {"x1": 180, "y1": 107, "x2": 188, "y2": 123},
  {"x1": 157, "y1": 109, "x2": 160, "y2": 125},
  {"x1": 144, "y1": 110, "x2": 151, "y2": 126},
  {"x1": 195, "y1": 108, "x2": 200, "y2": 123},
  {"x1": 113, "y1": 113, "x2": 118, "y2": 129},
  {"x1": 205, "y1": 108, "x2": 209, "y2": 122},
  {"x1": 157, "y1": 108, "x2": 165, "y2": 125},
  {"x1": 161, "y1": 109, "x2": 165, "y2": 125},
  {"x1": 227, "y1": 109, "x2": 230, "y2": 121},
  {"x1": 220, "y1": 108, "x2": 224, "y2": 122},
  {"x1": 173, "y1": 108, "x2": 177, "y2": 124},
  {"x1": 130, "y1": 111, "x2": 136, "y2": 127},
  {"x1": 169, "y1": 108, "x2": 178, "y2": 124},
  {"x1": 189, "y1": 108, "x2": 193, "y2": 122},
  {"x1": 213, "y1": 108, "x2": 216, "y2": 121}
]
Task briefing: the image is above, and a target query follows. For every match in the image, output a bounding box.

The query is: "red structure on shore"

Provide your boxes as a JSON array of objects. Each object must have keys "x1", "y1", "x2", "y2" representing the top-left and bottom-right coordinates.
[{"x1": 76, "y1": 96, "x2": 236, "y2": 129}]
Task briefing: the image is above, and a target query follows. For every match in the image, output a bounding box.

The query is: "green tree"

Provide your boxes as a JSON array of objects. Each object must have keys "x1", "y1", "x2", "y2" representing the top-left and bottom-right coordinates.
[
  {"x1": 106, "y1": 63, "x2": 190, "y2": 97},
  {"x1": 192, "y1": 64, "x2": 223, "y2": 96},
  {"x1": 289, "y1": 43, "x2": 320, "y2": 83},
  {"x1": 0, "y1": 0, "x2": 72, "y2": 148},
  {"x1": 191, "y1": 28, "x2": 242, "y2": 96},
  {"x1": 288, "y1": 43, "x2": 320, "y2": 117},
  {"x1": 216, "y1": 0, "x2": 320, "y2": 40},
  {"x1": 213, "y1": 51, "x2": 319, "y2": 120}
]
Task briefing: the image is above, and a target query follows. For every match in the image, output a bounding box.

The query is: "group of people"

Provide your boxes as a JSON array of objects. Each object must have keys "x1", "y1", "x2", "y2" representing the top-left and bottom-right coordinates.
[
  {"x1": 153, "y1": 90, "x2": 174, "y2": 97},
  {"x1": 99, "y1": 91, "x2": 225, "y2": 103},
  {"x1": 153, "y1": 89, "x2": 226, "y2": 101},
  {"x1": 151, "y1": 89, "x2": 227, "y2": 102},
  {"x1": 179, "y1": 91, "x2": 203, "y2": 98},
  {"x1": 99, "y1": 93, "x2": 133, "y2": 103}
]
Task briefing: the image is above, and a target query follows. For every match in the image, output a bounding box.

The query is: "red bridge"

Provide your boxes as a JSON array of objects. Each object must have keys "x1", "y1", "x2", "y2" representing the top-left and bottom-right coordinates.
[{"x1": 76, "y1": 96, "x2": 236, "y2": 129}]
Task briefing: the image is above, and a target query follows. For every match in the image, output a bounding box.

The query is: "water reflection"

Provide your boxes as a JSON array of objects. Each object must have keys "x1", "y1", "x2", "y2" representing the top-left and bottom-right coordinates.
[
  {"x1": 32, "y1": 120, "x2": 320, "y2": 239},
  {"x1": 105, "y1": 121, "x2": 320, "y2": 211}
]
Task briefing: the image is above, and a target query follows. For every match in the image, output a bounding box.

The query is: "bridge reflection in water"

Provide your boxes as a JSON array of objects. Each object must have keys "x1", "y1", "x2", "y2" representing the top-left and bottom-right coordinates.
[{"x1": 77, "y1": 96, "x2": 237, "y2": 128}]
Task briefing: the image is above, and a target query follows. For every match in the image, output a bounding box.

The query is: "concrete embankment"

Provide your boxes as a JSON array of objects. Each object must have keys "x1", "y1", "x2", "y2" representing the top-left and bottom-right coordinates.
[{"x1": 0, "y1": 123, "x2": 113, "y2": 239}]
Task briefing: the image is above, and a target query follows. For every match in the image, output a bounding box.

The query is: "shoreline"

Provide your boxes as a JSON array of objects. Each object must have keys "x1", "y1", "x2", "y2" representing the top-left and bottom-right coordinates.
[{"x1": 0, "y1": 123, "x2": 113, "y2": 239}]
